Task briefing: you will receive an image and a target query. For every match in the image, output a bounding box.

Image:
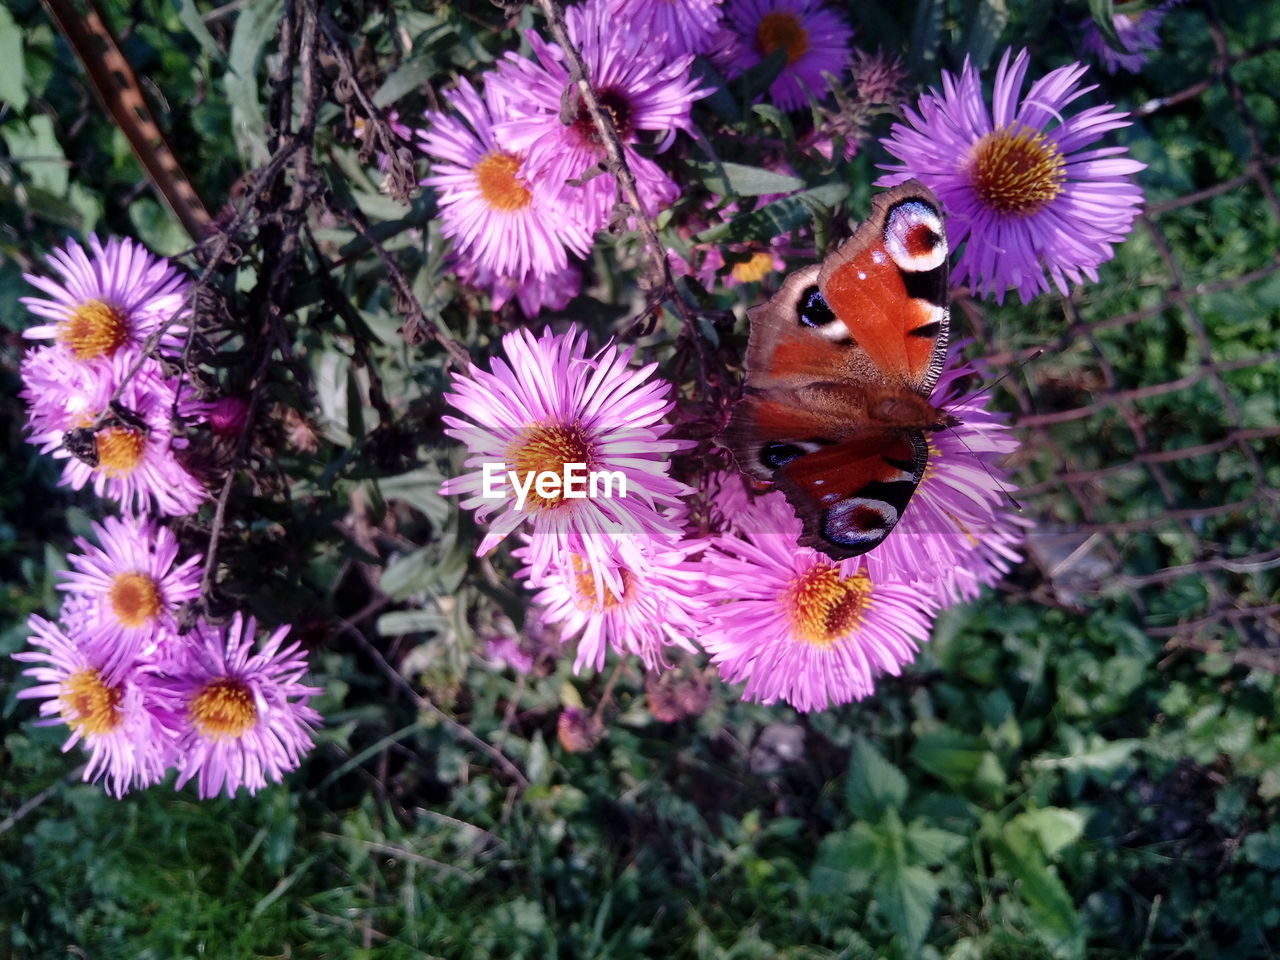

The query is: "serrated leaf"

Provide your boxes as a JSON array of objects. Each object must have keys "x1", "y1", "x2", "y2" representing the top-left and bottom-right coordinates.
[
  {"x1": 684, "y1": 160, "x2": 803, "y2": 198},
  {"x1": 1242, "y1": 826, "x2": 1280, "y2": 870},
  {"x1": 874, "y1": 861, "x2": 939, "y2": 952},
  {"x1": 905, "y1": 822, "x2": 967, "y2": 865},
  {"x1": 1011, "y1": 808, "x2": 1085, "y2": 858},
  {"x1": 846, "y1": 737, "x2": 908, "y2": 820},
  {"x1": 809, "y1": 824, "x2": 878, "y2": 897},
  {"x1": 993, "y1": 820, "x2": 1082, "y2": 950},
  {"x1": 695, "y1": 182, "x2": 848, "y2": 244}
]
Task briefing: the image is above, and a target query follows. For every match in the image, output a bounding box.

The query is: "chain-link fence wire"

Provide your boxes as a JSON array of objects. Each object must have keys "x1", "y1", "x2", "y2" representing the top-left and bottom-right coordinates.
[{"x1": 971, "y1": 6, "x2": 1280, "y2": 652}]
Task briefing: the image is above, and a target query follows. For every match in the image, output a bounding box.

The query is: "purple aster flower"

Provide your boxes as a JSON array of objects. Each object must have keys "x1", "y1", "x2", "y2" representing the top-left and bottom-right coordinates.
[
  {"x1": 21, "y1": 235, "x2": 189, "y2": 364},
  {"x1": 160, "y1": 613, "x2": 321, "y2": 799},
  {"x1": 13, "y1": 615, "x2": 177, "y2": 796},
  {"x1": 489, "y1": 2, "x2": 708, "y2": 223},
  {"x1": 877, "y1": 48, "x2": 1146, "y2": 304},
  {"x1": 697, "y1": 490, "x2": 937, "y2": 711},
  {"x1": 57, "y1": 515, "x2": 202, "y2": 678},
  {"x1": 516, "y1": 534, "x2": 705, "y2": 673},
  {"x1": 1082, "y1": 2, "x2": 1176, "y2": 74},
  {"x1": 39, "y1": 357, "x2": 207, "y2": 516},
  {"x1": 440, "y1": 325, "x2": 689, "y2": 584},
  {"x1": 419, "y1": 76, "x2": 595, "y2": 281},
  {"x1": 721, "y1": 0, "x2": 853, "y2": 112},
  {"x1": 453, "y1": 257, "x2": 582, "y2": 318},
  {"x1": 863, "y1": 355, "x2": 1031, "y2": 606},
  {"x1": 603, "y1": 0, "x2": 727, "y2": 58}
]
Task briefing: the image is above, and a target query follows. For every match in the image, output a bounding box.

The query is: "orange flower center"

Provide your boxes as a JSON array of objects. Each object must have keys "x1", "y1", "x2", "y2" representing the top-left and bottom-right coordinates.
[
  {"x1": 756, "y1": 11, "x2": 809, "y2": 64},
  {"x1": 474, "y1": 150, "x2": 533, "y2": 212},
  {"x1": 968, "y1": 124, "x2": 1065, "y2": 216},
  {"x1": 506, "y1": 422, "x2": 596, "y2": 512},
  {"x1": 783, "y1": 563, "x2": 874, "y2": 647},
  {"x1": 731, "y1": 250, "x2": 777, "y2": 284},
  {"x1": 60, "y1": 668, "x2": 123, "y2": 736},
  {"x1": 109, "y1": 571, "x2": 163, "y2": 627},
  {"x1": 572, "y1": 557, "x2": 634, "y2": 612},
  {"x1": 190, "y1": 677, "x2": 258, "y2": 740},
  {"x1": 95, "y1": 426, "x2": 147, "y2": 476},
  {"x1": 57, "y1": 299, "x2": 129, "y2": 361}
]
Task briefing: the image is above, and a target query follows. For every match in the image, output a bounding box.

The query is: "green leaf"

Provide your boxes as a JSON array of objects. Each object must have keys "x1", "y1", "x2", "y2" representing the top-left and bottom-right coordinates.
[
  {"x1": 380, "y1": 547, "x2": 437, "y2": 600},
  {"x1": 960, "y1": 0, "x2": 1010, "y2": 71},
  {"x1": 910, "y1": 727, "x2": 986, "y2": 789},
  {"x1": 0, "y1": 5, "x2": 27, "y2": 111},
  {"x1": 375, "y1": 608, "x2": 447, "y2": 636},
  {"x1": 908, "y1": 0, "x2": 946, "y2": 73},
  {"x1": 846, "y1": 736, "x2": 908, "y2": 820},
  {"x1": 226, "y1": 0, "x2": 284, "y2": 164},
  {"x1": 1010, "y1": 808, "x2": 1085, "y2": 858},
  {"x1": 695, "y1": 182, "x2": 848, "y2": 244},
  {"x1": 810, "y1": 824, "x2": 878, "y2": 897},
  {"x1": 3, "y1": 115, "x2": 67, "y2": 196},
  {"x1": 992, "y1": 818, "x2": 1083, "y2": 953},
  {"x1": 904, "y1": 822, "x2": 966, "y2": 865},
  {"x1": 374, "y1": 55, "x2": 438, "y2": 108},
  {"x1": 1084, "y1": 0, "x2": 1122, "y2": 50},
  {"x1": 377, "y1": 467, "x2": 451, "y2": 529},
  {"x1": 874, "y1": 862, "x2": 939, "y2": 952},
  {"x1": 683, "y1": 161, "x2": 803, "y2": 198},
  {"x1": 1242, "y1": 825, "x2": 1280, "y2": 870},
  {"x1": 172, "y1": 0, "x2": 226, "y2": 62}
]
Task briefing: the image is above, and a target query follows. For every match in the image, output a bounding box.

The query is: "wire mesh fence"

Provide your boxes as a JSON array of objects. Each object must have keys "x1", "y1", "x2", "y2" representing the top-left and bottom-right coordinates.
[{"x1": 971, "y1": 8, "x2": 1280, "y2": 652}]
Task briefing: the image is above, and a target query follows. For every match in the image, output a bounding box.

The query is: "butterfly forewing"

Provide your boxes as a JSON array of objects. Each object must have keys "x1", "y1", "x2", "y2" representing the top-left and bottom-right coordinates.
[{"x1": 819, "y1": 182, "x2": 950, "y2": 396}]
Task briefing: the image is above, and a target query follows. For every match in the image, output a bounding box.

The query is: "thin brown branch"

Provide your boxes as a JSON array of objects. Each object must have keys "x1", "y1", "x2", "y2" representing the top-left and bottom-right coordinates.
[{"x1": 531, "y1": 0, "x2": 709, "y2": 369}]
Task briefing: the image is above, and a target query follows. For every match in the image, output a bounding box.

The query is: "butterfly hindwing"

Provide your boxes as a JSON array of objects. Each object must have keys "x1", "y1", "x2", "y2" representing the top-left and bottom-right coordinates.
[{"x1": 773, "y1": 430, "x2": 930, "y2": 559}]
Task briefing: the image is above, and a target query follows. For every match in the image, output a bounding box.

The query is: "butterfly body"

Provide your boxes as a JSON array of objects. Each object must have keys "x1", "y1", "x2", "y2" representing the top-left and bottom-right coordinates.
[{"x1": 719, "y1": 180, "x2": 952, "y2": 559}]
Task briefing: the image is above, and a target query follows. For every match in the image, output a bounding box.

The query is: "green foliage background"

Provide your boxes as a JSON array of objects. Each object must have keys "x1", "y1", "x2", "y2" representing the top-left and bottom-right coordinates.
[{"x1": 2, "y1": 0, "x2": 1279, "y2": 957}]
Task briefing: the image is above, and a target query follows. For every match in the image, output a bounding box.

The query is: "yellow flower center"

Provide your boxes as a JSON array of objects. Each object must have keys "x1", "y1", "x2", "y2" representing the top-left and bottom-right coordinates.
[
  {"x1": 95, "y1": 425, "x2": 147, "y2": 476},
  {"x1": 572, "y1": 557, "x2": 634, "y2": 612},
  {"x1": 60, "y1": 668, "x2": 123, "y2": 736},
  {"x1": 506, "y1": 422, "x2": 596, "y2": 512},
  {"x1": 190, "y1": 677, "x2": 258, "y2": 740},
  {"x1": 473, "y1": 150, "x2": 533, "y2": 212},
  {"x1": 57, "y1": 299, "x2": 129, "y2": 361},
  {"x1": 731, "y1": 250, "x2": 777, "y2": 284},
  {"x1": 109, "y1": 571, "x2": 163, "y2": 627},
  {"x1": 783, "y1": 564, "x2": 874, "y2": 647},
  {"x1": 967, "y1": 125, "x2": 1066, "y2": 216},
  {"x1": 756, "y1": 11, "x2": 809, "y2": 64}
]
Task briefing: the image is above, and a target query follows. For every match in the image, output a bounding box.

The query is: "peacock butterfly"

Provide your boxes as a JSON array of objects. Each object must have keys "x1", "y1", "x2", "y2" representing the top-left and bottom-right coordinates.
[{"x1": 718, "y1": 179, "x2": 956, "y2": 559}]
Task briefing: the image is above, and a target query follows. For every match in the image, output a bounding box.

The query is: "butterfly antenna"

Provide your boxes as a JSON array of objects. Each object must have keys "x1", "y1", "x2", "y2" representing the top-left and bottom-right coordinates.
[
  {"x1": 953, "y1": 348, "x2": 1044, "y2": 409},
  {"x1": 944, "y1": 423, "x2": 1024, "y2": 512}
]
